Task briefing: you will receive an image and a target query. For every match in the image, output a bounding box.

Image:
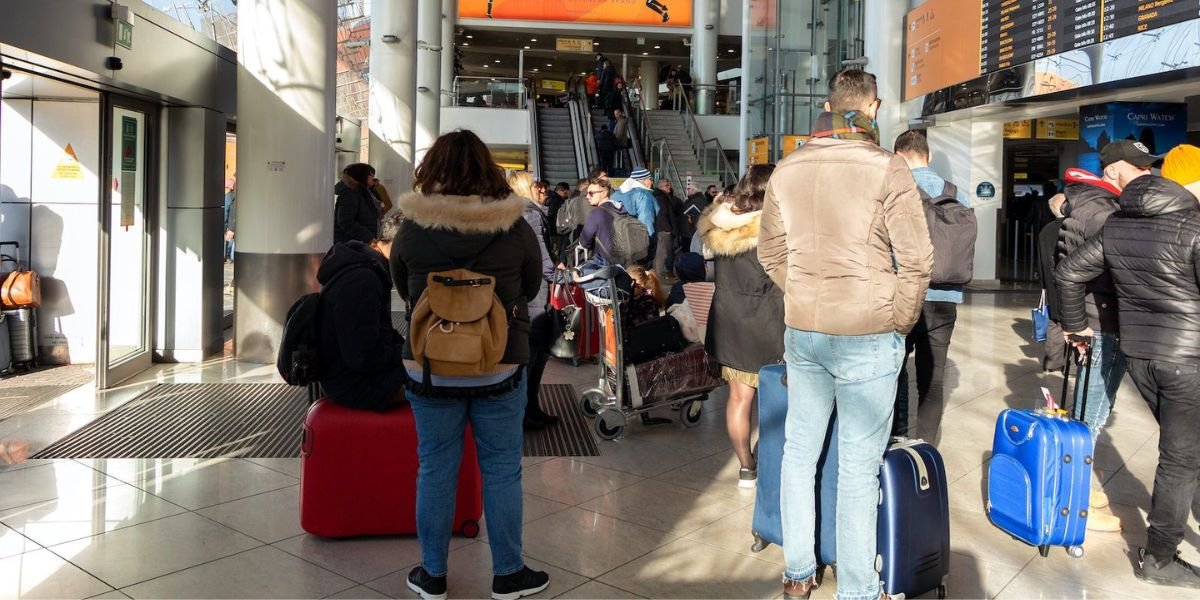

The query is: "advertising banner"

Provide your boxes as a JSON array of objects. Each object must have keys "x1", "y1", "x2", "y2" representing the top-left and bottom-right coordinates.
[
  {"x1": 459, "y1": 0, "x2": 691, "y2": 27},
  {"x1": 1078, "y1": 102, "x2": 1186, "y2": 175}
]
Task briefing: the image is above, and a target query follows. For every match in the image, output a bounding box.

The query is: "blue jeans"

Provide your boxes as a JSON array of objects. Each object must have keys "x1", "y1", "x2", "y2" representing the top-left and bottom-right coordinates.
[
  {"x1": 1071, "y1": 331, "x2": 1126, "y2": 441},
  {"x1": 407, "y1": 373, "x2": 527, "y2": 577},
  {"x1": 781, "y1": 329, "x2": 903, "y2": 600}
]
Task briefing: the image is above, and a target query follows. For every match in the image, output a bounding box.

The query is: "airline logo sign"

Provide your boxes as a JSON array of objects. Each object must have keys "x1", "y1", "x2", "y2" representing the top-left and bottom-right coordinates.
[{"x1": 459, "y1": 0, "x2": 691, "y2": 27}]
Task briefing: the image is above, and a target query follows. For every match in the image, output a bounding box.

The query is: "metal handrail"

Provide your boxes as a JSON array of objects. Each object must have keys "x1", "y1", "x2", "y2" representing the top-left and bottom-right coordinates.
[
  {"x1": 670, "y1": 82, "x2": 741, "y2": 115},
  {"x1": 619, "y1": 92, "x2": 645, "y2": 170},
  {"x1": 668, "y1": 81, "x2": 737, "y2": 186},
  {"x1": 568, "y1": 75, "x2": 599, "y2": 173},
  {"x1": 649, "y1": 138, "x2": 688, "y2": 203},
  {"x1": 566, "y1": 97, "x2": 589, "y2": 180},
  {"x1": 527, "y1": 93, "x2": 541, "y2": 180}
]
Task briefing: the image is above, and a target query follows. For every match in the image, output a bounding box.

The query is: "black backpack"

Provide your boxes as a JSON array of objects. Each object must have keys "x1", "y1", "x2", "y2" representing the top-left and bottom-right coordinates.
[
  {"x1": 919, "y1": 182, "x2": 977, "y2": 286},
  {"x1": 277, "y1": 263, "x2": 373, "y2": 386},
  {"x1": 607, "y1": 206, "x2": 650, "y2": 265}
]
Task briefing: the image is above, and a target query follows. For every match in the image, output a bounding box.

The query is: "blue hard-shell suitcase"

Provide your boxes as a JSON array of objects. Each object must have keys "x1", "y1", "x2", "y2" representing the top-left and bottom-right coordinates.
[
  {"x1": 987, "y1": 345, "x2": 1094, "y2": 558},
  {"x1": 750, "y1": 364, "x2": 837, "y2": 566}
]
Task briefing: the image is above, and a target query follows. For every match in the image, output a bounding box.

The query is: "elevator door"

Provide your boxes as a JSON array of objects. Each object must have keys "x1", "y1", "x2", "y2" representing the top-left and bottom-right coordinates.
[{"x1": 97, "y1": 97, "x2": 156, "y2": 388}]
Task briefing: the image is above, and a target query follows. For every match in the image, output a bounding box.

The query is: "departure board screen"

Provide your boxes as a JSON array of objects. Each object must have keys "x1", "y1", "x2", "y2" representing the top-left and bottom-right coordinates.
[
  {"x1": 981, "y1": 0, "x2": 1198, "y2": 74},
  {"x1": 904, "y1": 0, "x2": 1200, "y2": 101}
]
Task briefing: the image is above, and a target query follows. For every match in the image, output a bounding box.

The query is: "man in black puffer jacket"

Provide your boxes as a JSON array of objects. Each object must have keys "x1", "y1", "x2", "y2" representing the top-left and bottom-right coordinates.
[
  {"x1": 1056, "y1": 163, "x2": 1200, "y2": 589},
  {"x1": 317, "y1": 212, "x2": 407, "y2": 411},
  {"x1": 1054, "y1": 141, "x2": 1154, "y2": 532}
]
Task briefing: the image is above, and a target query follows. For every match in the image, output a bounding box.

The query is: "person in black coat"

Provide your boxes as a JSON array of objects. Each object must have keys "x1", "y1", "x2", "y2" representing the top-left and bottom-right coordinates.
[
  {"x1": 334, "y1": 163, "x2": 382, "y2": 244},
  {"x1": 1056, "y1": 169, "x2": 1200, "y2": 588},
  {"x1": 1037, "y1": 193, "x2": 1066, "y2": 372},
  {"x1": 595, "y1": 127, "x2": 618, "y2": 175},
  {"x1": 696, "y1": 164, "x2": 784, "y2": 490},
  {"x1": 389, "y1": 131, "x2": 549, "y2": 599},
  {"x1": 317, "y1": 214, "x2": 407, "y2": 411}
]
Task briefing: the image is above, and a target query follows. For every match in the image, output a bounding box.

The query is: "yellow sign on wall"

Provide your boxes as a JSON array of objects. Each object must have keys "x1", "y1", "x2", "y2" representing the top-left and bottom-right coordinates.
[
  {"x1": 781, "y1": 135, "x2": 811, "y2": 159},
  {"x1": 748, "y1": 137, "x2": 770, "y2": 165},
  {"x1": 542, "y1": 79, "x2": 567, "y2": 92},
  {"x1": 1003, "y1": 120, "x2": 1033, "y2": 139},
  {"x1": 51, "y1": 143, "x2": 84, "y2": 180},
  {"x1": 555, "y1": 38, "x2": 594, "y2": 53},
  {"x1": 1036, "y1": 118, "x2": 1080, "y2": 141}
]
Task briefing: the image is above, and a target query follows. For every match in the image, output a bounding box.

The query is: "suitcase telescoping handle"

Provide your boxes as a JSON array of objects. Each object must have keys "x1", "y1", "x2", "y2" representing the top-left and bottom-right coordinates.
[
  {"x1": 1062, "y1": 336, "x2": 1093, "y2": 423},
  {"x1": 0, "y1": 241, "x2": 19, "y2": 266}
]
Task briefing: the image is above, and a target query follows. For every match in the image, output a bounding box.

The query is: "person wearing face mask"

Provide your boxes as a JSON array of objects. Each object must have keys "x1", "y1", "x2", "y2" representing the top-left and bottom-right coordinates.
[{"x1": 1055, "y1": 144, "x2": 1200, "y2": 589}]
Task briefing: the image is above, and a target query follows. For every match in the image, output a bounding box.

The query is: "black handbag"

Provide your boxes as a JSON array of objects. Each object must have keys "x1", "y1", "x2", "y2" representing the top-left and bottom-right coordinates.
[{"x1": 550, "y1": 283, "x2": 583, "y2": 360}]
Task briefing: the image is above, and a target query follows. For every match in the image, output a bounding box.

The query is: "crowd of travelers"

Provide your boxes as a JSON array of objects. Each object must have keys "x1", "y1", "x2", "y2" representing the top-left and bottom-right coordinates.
[{"x1": 311, "y1": 65, "x2": 1200, "y2": 599}]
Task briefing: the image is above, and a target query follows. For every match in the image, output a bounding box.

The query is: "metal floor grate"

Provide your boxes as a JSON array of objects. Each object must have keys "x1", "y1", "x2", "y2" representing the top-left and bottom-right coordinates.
[
  {"x1": 33, "y1": 383, "x2": 598, "y2": 459},
  {"x1": 0, "y1": 385, "x2": 87, "y2": 422},
  {"x1": 524, "y1": 384, "x2": 599, "y2": 457},
  {"x1": 33, "y1": 384, "x2": 308, "y2": 459},
  {"x1": 392, "y1": 311, "x2": 410, "y2": 339}
]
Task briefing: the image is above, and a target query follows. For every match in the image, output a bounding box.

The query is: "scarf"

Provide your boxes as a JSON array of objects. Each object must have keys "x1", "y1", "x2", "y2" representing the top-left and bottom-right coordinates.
[{"x1": 810, "y1": 111, "x2": 880, "y2": 144}]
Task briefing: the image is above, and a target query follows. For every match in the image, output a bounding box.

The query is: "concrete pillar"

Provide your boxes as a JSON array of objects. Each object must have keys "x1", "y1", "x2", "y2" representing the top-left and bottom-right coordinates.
[
  {"x1": 862, "y1": 0, "x2": 909, "y2": 149},
  {"x1": 370, "y1": 0, "x2": 419, "y2": 191},
  {"x1": 440, "y1": 0, "x2": 458, "y2": 108},
  {"x1": 235, "y1": 0, "x2": 337, "y2": 363},
  {"x1": 928, "y1": 119, "x2": 1003, "y2": 283},
  {"x1": 738, "y1": 0, "x2": 751, "y2": 176},
  {"x1": 156, "y1": 107, "x2": 226, "y2": 362},
  {"x1": 639, "y1": 60, "x2": 660, "y2": 111},
  {"x1": 415, "y1": 0, "x2": 444, "y2": 162},
  {"x1": 691, "y1": 0, "x2": 719, "y2": 115}
]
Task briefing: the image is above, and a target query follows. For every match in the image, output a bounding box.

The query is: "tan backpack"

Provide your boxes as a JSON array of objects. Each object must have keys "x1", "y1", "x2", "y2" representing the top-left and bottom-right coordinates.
[{"x1": 409, "y1": 237, "x2": 512, "y2": 385}]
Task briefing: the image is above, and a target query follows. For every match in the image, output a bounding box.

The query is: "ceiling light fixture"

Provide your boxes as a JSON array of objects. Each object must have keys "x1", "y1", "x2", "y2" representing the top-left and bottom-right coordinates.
[
  {"x1": 654, "y1": 45, "x2": 661, "y2": 49},
  {"x1": 466, "y1": 34, "x2": 473, "y2": 39},
  {"x1": 546, "y1": 63, "x2": 553, "y2": 67},
  {"x1": 494, "y1": 59, "x2": 501, "y2": 63},
  {"x1": 531, "y1": 38, "x2": 538, "y2": 42},
  {"x1": 483, "y1": 64, "x2": 489, "y2": 67},
  {"x1": 524, "y1": 45, "x2": 530, "y2": 49},
  {"x1": 462, "y1": 42, "x2": 469, "y2": 46}
]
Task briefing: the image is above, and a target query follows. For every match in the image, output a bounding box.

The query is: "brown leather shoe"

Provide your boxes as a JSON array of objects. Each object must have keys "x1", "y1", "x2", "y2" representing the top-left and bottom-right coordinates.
[{"x1": 782, "y1": 574, "x2": 818, "y2": 599}]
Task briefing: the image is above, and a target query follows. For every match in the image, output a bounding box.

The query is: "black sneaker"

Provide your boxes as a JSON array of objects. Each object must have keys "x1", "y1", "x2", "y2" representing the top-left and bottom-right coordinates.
[
  {"x1": 492, "y1": 566, "x2": 550, "y2": 600},
  {"x1": 407, "y1": 566, "x2": 448, "y2": 600},
  {"x1": 1136, "y1": 548, "x2": 1200, "y2": 589}
]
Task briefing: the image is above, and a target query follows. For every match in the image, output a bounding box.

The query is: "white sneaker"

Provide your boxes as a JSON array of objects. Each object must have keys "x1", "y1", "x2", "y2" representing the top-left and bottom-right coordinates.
[{"x1": 738, "y1": 467, "x2": 757, "y2": 489}]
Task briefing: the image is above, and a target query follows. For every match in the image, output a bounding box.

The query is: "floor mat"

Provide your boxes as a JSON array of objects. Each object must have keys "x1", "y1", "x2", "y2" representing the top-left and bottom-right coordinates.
[
  {"x1": 0, "y1": 365, "x2": 94, "y2": 422},
  {"x1": 33, "y1": 383, "x2": 598, "y2": 459},
  {"x1": 523, "y1": 384, "x2": 599, "y2": 457}
]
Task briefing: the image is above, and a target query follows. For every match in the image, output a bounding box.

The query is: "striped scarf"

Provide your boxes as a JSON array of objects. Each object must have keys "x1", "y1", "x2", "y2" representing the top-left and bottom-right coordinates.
[{"x1": 810, "y1": 111, "x2": 880, "y2": 144}]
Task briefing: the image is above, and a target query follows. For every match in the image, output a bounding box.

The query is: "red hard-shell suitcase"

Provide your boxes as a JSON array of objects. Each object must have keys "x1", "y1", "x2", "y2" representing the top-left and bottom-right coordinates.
[{"x1": 300, "y1": 399, "x2": 483, "y2": 538}]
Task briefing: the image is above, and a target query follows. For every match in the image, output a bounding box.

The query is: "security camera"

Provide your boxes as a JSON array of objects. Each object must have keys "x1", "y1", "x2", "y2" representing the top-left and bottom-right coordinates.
[{"x1": 1, "y1": 69, "x2": 11, "y2": 80}]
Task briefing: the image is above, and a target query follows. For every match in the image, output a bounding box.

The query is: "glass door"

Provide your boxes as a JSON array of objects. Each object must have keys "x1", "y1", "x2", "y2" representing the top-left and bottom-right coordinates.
[{"x1": 97, "y1": 97, "x2": 155, "y2": 388}]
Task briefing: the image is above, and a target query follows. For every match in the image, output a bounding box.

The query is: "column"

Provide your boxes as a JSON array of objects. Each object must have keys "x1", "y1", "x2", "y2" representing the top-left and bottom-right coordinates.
[
  {"x1": 415, "y1": 0, "x2": 444, "y2": 162},
  {"x1": 235, "y1": 0, "x2": 337, "y2": 363},
  {"x1": 928, "y1": 119, "x2": 1003, "y2": 282},
  {"x1": 639, "y1": 60, "x2": 659, "y2": 111},
  {"x1": 156, "y1": 107, "x2": 226, "y2": 362},
  {"x1": 861, "y1": 0, "x2": 909, "y2": 149},
  {"x1": 370, "y1": 0, "x2": 419, "y2": 191},
  {"x1": 440, "y1": 0, "x2": 458, "y2": 107},
  {"x1": 691, "y1": 0, "x2": 719, "y2": 114}
]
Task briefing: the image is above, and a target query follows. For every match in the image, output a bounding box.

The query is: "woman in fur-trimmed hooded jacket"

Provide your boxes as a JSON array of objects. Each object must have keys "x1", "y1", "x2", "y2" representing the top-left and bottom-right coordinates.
[
  {"x1": 389, "y1": 131, "x2": 550, "y2": 598},
  {"x1": 697, "y1": 164, "x2": 784, "y2": 490}
]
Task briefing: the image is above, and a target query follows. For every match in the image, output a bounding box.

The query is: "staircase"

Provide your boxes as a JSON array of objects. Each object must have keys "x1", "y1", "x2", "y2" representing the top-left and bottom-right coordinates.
[
  {"x1": 537, "y1": 107, "x2": 580, "y2": 183},
  {"x1": 643, "y1": 110, "x2": 723, "y2": 191}
]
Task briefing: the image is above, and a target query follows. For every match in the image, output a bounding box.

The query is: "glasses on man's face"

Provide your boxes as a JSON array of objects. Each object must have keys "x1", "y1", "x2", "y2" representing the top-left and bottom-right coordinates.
[{"x1": 587, "y1": 190, "x2": 605, "y2": 197}]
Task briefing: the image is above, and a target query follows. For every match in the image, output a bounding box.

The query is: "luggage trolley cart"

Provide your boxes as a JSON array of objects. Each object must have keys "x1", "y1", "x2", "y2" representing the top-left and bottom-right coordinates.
[{"x1": 575, "y1": 266, "x2": 723, "y2": 441}]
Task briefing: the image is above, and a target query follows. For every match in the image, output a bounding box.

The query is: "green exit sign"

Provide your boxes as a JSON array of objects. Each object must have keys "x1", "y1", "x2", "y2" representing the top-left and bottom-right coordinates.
[{"x1": 116, "y1": 19, "x2": 133, "y2": 50}]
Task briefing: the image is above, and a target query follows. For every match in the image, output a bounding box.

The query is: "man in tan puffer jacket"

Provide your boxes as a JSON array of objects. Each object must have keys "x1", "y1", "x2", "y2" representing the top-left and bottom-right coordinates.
[{"x1": 758, "y1": 68, "x2": 932, "y2": 600}]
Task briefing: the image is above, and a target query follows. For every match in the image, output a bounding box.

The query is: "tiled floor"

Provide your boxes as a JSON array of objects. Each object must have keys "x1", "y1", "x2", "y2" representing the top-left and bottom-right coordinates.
[{"x1": 0, "y1": 291, "x2": 1198, "y2": 599}]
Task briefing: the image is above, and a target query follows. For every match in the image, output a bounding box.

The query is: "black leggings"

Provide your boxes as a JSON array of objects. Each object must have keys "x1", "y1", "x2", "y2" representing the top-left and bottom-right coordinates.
[{"x1": 526, "y1": 313, "x2": 553, "y2": 415}]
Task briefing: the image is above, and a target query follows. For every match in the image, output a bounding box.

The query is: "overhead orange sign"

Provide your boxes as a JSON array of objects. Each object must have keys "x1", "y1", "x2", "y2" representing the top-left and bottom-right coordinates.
[
  {"x1": 459, "y1": 0, "x2": 692, "y2": 27},
  {"x1": 903, "y1": 0, "x2": 982, "y2": 102}
]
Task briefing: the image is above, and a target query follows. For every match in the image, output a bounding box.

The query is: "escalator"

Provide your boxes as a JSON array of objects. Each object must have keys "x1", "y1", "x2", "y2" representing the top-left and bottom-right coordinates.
[{"x1": 535, "y1": 106, "x2": 582, "y2": 183}]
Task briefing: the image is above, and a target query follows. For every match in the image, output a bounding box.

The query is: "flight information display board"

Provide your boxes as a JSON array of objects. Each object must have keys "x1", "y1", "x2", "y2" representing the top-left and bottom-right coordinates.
[{"x1": 981, "y1": 0, "x2": 1198, "y2": 74}]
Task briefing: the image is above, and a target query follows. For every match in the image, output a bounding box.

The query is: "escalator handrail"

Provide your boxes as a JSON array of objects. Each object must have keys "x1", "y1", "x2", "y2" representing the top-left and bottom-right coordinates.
[
  {"x1": 528, "y1": 89, "x2": 541, "y2": 180},
  {"x1": 568, "y1": 75, "x2": 599, "y2": 174}
]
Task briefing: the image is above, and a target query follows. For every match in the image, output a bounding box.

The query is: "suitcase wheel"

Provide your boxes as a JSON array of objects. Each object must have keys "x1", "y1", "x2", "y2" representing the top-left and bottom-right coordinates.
[
  {"x1": 579, "y1": 390, "x2": 605, "y2": 419},
  {"x1": 460, "y1": 519, "x2": 480, "y2": 539},
  {"x1": 594, "y1": 407, "x2": 626, "y2": 441},
  {"x1": 750, "y1": 531, "x2": 767, "y2": 553},
  {"x1": 680, "y1": 399, "x2": 703, "y2": 428},
  {"x1": 937, "y1": 584, "x2": 947, "y2": 599},
  {"x1": 1038, "y1": 545, "x2": 1050, "y2": 558},
  {"x1": 1068, "y1": 545, "x2": 1085, "y2": 559}
]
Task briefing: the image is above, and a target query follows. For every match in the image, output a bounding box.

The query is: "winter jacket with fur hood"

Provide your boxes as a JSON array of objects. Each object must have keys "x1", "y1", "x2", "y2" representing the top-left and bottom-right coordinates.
[
  {"x1": 758, "y1": 137, "x2": 933, "y2": 335},
  {"x1": 390, "y1": 192, "x2": 543, "y2": 368},
  {"x1": 698, "y1": 203, "x2": 785, "y2": 373}
]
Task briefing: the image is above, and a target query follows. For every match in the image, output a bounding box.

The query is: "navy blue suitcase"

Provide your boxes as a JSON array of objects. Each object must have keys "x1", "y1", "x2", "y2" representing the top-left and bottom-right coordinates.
[
  {"x1": 751, "y1": 364, "x2": 951, "y2": 599},
  {"x1": 750, "y1": 364, "x2": 837, "y2": 565}
]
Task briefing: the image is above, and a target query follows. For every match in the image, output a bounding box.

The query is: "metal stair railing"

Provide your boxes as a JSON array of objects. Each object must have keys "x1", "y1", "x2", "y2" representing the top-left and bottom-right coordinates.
[
  {"x1": 527, "y1": 85, "x2": 541, "y2": 180},
  {"x1": 619, "y1": 90, "x2": 646, "y2": 171},
  {"x1": 568, "y1": 75, "x2": 599, "y2": 174},
  {"x1": 668, "y1": 80, "x2": 737, "y2": 186}
]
